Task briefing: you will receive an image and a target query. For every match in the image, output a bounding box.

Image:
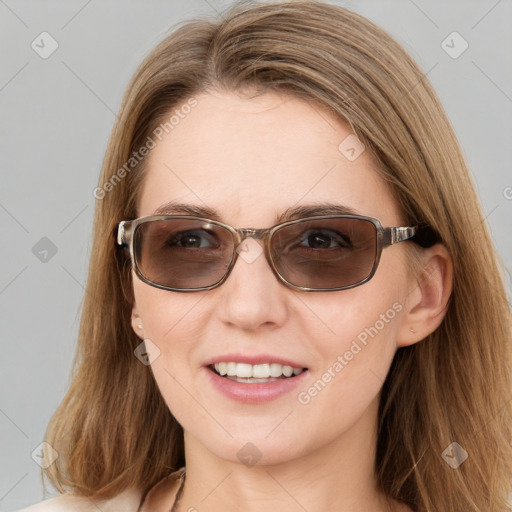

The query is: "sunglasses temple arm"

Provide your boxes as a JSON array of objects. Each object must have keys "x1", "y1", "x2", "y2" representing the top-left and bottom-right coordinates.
[
  {"x1": 382, "y1": 226, "x2": 417, "y2": 246},
  {"x1": 117, "y1": 221, "x2": 133, "y2": 248}
]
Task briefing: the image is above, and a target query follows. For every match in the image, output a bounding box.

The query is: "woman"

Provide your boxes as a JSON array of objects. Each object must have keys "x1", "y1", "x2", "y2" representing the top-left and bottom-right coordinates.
[{"x1": 19, "y1": 1, "x2": 512, "y2": 511}]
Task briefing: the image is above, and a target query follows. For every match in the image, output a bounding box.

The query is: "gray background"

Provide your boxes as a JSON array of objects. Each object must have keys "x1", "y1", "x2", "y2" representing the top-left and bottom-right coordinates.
[{"x1": 1, "y1": 0, "x2": 511, "y2": 510}]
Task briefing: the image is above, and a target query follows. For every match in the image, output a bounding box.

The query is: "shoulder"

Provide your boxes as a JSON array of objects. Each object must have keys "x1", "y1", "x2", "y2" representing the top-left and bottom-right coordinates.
[
  {"x1": 15, "y1": 486, "x2": 143, "y2": 512},
  {"x1": 16, "y1": 468, "x2": 186, "y2": 512}
]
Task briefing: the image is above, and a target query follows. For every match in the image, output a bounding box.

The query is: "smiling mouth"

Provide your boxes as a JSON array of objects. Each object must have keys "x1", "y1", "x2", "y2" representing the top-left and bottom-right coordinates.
[{"x1": 209, "y1": 362, "x2": 308, "y2": 383}]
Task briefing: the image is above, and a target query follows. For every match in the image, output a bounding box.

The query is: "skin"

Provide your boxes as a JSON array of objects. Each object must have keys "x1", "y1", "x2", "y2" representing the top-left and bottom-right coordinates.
[{"x1": 131, "y1": 89, "x2": 452, "y2": 512}]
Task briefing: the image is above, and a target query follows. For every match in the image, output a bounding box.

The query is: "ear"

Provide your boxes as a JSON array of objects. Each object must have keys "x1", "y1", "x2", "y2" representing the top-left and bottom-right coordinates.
[
  {"x1": 131, "y1": 301, "x2": 145, "y2": 340},
  {"x1": 397, "y1": 244, "x2": 453, "y2": 348}
]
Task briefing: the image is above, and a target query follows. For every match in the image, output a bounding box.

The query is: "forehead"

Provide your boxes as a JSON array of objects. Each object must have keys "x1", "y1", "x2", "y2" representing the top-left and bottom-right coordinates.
[{"x1": 137, "y1": 90, "x2": 400, "y2": 226}]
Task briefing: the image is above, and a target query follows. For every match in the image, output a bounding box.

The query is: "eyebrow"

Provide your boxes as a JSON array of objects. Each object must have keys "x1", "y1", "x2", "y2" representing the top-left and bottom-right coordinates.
[{"x1": 152, "y1": 200, "x2": 360, "y2": 223}]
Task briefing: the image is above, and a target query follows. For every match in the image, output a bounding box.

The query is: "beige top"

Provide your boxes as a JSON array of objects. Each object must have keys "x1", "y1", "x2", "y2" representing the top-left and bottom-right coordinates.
[
  {"x1": 137, "y1": 467, "x2": 185, "y2": 512},
  {"x1": 16, "y1": 468, "x2": 185, "y2": 512}
]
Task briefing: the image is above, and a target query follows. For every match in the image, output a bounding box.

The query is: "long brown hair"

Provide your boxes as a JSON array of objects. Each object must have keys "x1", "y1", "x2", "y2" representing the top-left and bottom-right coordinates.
[{"x1": 43, "y1": 1, "x2": 512, "y2": 510}]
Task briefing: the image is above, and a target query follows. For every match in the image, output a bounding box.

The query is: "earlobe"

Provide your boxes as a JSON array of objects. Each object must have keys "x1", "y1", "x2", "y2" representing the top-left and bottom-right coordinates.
[
  {"x1": 397, "y1": 244, "x2": 453, "y2": 348},
  {"x1": 131, "y1": 303, "x2": 144, "y2": 339}
]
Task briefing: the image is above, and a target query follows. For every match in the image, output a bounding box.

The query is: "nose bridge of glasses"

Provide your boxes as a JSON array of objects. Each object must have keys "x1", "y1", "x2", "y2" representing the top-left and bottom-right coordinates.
[
  {"x1": 231, "y1": 227, "x2": 271, "y2": 265},
  {"x1": 236, "y1": 227, "x2": 265, "y2": 242}
]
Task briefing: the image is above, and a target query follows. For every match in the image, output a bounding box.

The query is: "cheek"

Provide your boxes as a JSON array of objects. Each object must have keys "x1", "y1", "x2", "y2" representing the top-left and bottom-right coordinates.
[
  {"x1": 133, "y1": 275, "x2": 206, "y2": 345},
  {"x1": 132, "y1": 278, "x2": 212, "y2": 415},
  {"x1": 297, "y1": 260, "x2": 405, "y2": 369},
  {"x1": 294, "y1": 255, "x2": 407, "y2": 419},
  {"x1": 295, "y1": 293, "x2": 403, "y2": 418}
]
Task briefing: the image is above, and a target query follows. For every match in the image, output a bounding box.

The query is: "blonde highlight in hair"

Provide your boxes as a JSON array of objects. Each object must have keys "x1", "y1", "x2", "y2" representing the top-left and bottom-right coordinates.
[{"x1": 43, "y1": 1, "x2": 512, "y2": 510}]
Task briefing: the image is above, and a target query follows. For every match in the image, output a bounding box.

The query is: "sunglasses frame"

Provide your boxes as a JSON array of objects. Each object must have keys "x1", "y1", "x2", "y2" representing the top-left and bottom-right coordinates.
[{"x1": 116, "y1": 214, "x2": 417, "y2": 292}]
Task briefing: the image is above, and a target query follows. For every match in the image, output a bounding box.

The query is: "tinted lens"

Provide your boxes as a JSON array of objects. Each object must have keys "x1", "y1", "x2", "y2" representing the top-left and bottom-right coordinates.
[
  {"x1": 270, "y1": 218, "x2": 377, "y2": 289},
  {"x1": 134, "y1": 219, "x2": 234, "y2": 289}
]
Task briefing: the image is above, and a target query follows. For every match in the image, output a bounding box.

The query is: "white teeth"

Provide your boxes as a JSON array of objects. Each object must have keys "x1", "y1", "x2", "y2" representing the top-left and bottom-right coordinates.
[
  {"x1": 236, "y1": 363, "x2": 253, "y2": 378},
  {"x1": 253, "y1": 364, "x2": 270, "y2": 378},
  {"x1": 282, "y1": 365, "x2": 293, "y2": 377},
  {"x1": 269, "y1": 363, "x2": 283, "y2": 377},
  {"x1": 213, "y1": 362, "x2": 304, "y2": 379}
]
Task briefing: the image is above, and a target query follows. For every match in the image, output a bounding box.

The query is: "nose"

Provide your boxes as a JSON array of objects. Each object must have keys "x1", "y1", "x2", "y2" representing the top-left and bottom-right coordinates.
[{"x1": 216, "y1": 237, "x2": 289, "y2": 331}]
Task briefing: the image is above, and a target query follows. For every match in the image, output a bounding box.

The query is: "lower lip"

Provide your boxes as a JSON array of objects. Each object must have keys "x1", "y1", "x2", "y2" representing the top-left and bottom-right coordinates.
[{"x1": 204, "y1": 366, "x2": 309, "y2": 404}]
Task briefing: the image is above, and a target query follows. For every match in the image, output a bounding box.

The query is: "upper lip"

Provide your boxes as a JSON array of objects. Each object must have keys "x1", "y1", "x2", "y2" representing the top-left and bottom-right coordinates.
[{"x1": 204, "y1": 353, "x2": 308, "y2": 369}]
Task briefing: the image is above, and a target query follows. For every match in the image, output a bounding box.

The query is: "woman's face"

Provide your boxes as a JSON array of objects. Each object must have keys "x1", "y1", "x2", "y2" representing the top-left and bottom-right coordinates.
[{"x1": 131, "y1": 89, "x2": 413, "y2": 465}]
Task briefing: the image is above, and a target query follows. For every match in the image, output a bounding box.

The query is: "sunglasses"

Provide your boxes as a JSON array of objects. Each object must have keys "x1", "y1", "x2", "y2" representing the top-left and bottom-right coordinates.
[{"x1": 116, "y1": 214, "x2": 423, "y2": 292}]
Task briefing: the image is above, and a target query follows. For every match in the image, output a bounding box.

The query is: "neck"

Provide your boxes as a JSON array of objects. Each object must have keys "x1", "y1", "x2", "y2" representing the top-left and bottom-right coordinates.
[{"x1": 175, "y1": 396, "x2": 406, "y2": 512}]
